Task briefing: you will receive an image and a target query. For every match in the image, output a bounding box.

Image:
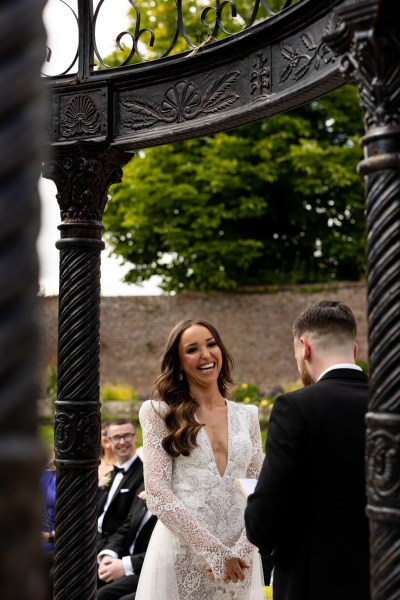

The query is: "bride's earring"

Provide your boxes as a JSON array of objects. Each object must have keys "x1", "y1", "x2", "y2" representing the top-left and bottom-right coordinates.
[{"x1": 179, "y1": 368, "x2": 184, "y2": 382}]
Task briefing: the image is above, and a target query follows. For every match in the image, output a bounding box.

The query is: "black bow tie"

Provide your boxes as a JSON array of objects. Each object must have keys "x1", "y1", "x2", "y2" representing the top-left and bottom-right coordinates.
[{"x1": 113, "y1": 466, "x2": 125, "y2": 475}]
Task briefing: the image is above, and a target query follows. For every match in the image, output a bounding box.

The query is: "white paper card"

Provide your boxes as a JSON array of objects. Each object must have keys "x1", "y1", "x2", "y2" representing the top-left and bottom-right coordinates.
[{"x1": 235, "y1": 478, "x2": 258, "y2": 498}]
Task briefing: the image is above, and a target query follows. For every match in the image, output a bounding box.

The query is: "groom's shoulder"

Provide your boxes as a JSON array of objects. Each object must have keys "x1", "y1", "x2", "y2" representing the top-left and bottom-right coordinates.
[{"x1": 273, "y1": 382, "x2": 320, "y2": 412}]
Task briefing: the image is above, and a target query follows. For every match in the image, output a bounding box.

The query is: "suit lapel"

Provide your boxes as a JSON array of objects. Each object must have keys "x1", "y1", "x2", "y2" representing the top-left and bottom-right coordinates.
[{"x1": 108, "y1": 456, "x2": 143, "y2": 507}]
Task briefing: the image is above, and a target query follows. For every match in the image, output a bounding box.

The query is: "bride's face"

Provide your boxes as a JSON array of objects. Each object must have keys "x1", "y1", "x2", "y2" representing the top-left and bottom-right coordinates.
[{"x1": 178, "y1": 324, "x2": 222, "y2": 388}]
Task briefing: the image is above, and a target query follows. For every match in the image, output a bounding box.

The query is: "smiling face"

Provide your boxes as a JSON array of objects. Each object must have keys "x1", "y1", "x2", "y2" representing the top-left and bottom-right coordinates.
[
  {"x1": 178, "y1": 324, "x2": 223, "y2": 390},
  {"x1": 107, "y1": 422, "x2": 137, "y2": 465}
]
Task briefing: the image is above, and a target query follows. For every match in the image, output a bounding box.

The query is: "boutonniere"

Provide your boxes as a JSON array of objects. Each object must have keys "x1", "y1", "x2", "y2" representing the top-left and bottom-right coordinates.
[
  {"x1": 138, "y1": 490, "x2": 147, "y2": 506},
  {"x1": 99, "y1": 471, "x2": 112, "y2": 490}
]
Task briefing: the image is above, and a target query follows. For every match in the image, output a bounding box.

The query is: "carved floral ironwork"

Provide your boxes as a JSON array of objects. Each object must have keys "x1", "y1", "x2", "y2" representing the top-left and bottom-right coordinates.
[
  {"x1": 250, "y1": 51, "x2": 270, "y2": 98},
  {"x1": 55, "y1": 411, "x2": 100, "y2": 458},
  {"x1": 367, "y1": 427, "x2": 400, "y2": 508},
  {"x1": 338, "y1": 32, "x2": 400, "y2": 130},
  {"x1": 43, "y1": 148, "x2": 127, "y2": 221},
  {"x1": 279, "y1": 13, "x2": 340, "y2": 83},
  {"x1": 121, "y1": 71, "x2": 240, "y2": 129}
]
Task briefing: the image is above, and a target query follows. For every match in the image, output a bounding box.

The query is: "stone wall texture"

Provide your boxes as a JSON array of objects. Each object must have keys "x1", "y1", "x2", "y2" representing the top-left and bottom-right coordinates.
[{"x1": 38, "y1": 282, "x2": 368, "y2": 396}]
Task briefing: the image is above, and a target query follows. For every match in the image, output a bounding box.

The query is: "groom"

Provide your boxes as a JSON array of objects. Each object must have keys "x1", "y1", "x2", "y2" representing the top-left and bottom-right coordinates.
[{"x1": 245, "y1": 300, "x2": 370, "y2": 600}]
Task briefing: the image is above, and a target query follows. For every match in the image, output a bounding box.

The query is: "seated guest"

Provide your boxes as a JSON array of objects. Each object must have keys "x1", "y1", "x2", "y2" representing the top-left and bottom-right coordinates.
[
  {"x1": 40, "y1": 458, "x2": 56, "y2": 599},
  {"x1": 98, "y1": 419, "x2": 145, "y2": 553},
  {"x1": 41, "y1": 461, "x2": 56, "y2": 554},
  {"x1": 97, "y1": 488, "x2": 157, "y2": 600}
]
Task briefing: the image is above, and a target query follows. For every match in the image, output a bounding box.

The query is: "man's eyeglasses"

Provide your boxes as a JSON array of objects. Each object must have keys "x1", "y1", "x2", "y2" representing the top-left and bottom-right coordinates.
[{"x1": 109, "y1": 433, "x2": 135, "y2": 443}]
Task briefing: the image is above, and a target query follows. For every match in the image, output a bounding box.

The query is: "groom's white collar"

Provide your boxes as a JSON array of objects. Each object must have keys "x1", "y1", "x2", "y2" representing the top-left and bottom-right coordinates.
[{"x1": 318, "y1": 363, "x2": 362, "y2": 381}]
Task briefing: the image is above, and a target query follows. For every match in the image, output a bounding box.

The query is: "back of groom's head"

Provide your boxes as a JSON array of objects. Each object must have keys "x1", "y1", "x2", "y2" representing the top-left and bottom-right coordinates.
[{"x1": 293, "y1": 300, "x2": 357, "y2": 347}]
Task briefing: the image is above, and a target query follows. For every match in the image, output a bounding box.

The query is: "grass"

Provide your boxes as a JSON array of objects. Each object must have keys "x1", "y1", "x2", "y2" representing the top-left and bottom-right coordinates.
[{"x1": 261, "y1": 428, "x2": 267, "y2": 449}]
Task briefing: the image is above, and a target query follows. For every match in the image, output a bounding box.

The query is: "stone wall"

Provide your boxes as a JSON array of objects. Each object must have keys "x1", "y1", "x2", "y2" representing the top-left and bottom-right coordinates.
[{"x1": 38, "y1": 282, "x2": 368, "y2": 396}]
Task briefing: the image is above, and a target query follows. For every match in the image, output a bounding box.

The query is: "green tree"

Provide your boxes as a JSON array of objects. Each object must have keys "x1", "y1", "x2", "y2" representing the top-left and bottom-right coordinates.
[{"x1": 104, "y1": 84, "x2": 366, "y2": 292}]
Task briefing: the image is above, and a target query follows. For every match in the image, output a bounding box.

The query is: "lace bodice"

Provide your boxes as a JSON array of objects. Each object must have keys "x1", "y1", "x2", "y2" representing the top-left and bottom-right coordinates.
[{"x1": 139, "y1": 399, "x2": 264, "y2": 579}]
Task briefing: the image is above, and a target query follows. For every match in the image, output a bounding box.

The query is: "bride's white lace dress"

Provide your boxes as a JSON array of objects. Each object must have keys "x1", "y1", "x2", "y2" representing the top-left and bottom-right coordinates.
[{"x1": 136, "y1": 399, "x2": 266, "y2": 600}]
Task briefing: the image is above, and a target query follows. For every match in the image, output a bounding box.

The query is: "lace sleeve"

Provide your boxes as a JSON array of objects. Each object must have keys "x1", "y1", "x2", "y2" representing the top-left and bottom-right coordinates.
[
  {"x1": 233, "y1": 405, "x2": 264, "y2": 559},
  {"x1": 139, "y1": 400, "x2": 235, "y2": 578},
  {"x1": 246, "y1": 404, "x2": 264, "y2": 479}
]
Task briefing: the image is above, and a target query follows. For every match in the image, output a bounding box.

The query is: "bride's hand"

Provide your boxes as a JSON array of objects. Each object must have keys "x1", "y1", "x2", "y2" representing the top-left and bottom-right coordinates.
[{"x1": 223, "y1": 557, "x2": 250, "y2": 584}]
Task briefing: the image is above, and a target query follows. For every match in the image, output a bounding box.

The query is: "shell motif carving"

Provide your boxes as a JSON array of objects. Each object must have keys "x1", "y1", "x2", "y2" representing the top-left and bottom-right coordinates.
[
  {"x1": 161, "y1": 81, "x2": 202, "y2": 123},
  {"x1": 60, "y1": 94, "x2": 100, "y2": 138}
]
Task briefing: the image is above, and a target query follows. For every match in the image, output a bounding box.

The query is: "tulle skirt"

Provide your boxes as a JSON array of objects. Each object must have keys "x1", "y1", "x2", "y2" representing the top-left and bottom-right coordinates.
[{"x1": 136, "y1": 520, "x2": 266, "y2": 600}]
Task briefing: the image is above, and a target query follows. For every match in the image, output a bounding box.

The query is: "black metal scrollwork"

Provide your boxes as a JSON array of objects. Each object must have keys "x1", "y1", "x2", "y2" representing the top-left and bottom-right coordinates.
[
  {"x1": 45, "y1": 0, "x2": 298, "y2": 75},
  {"x1": 43, "y1": 0, "x2": 79, "y2": 76},
  {"x1": 325, "y1": 3, "x2": 400, "y2": 598},
  {"x1": 43, "y1": 142, "x2": 132, "y2": 600}
]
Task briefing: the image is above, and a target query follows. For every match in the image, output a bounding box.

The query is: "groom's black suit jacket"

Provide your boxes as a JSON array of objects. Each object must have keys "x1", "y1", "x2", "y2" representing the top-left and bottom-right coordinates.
[
  {"x1": 245, "y1": 369, "x2": 370, "y2": 600},
  {"x1": 98, "y1": 456, "x2": 145, "y2": 552}
]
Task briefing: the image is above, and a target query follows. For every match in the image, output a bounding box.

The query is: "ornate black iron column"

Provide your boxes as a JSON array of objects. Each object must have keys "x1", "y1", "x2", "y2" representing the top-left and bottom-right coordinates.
[
  {"x1": 0, "y1": 0, "x2": 48, "y2": 598},
  {"x1": 42, "y1": 142, "x2": 131, "y2": 600},
  {"x1": 326, "y1": 1, "x2": 400, "y2": 598}
]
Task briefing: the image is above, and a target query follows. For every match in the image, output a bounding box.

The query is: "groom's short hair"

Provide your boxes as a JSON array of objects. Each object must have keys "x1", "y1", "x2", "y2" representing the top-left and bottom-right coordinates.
[{"x1": 293, "y1": 300, "x2": 357, "y2": 342}]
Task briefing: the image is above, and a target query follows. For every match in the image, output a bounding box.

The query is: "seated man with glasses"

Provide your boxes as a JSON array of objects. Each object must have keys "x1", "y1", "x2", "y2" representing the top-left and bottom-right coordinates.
[
  {"x1": 97, "y1": 419, "x2": 156, "y2": 598},
  {"x1": 98, "y1": 419, "x2": 146, "y2": 554}
]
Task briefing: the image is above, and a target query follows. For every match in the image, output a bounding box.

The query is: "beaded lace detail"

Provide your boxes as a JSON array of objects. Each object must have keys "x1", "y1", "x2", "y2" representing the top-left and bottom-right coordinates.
[{"x1": 138, "y1": 399, "x2": 264, "y2": 598}]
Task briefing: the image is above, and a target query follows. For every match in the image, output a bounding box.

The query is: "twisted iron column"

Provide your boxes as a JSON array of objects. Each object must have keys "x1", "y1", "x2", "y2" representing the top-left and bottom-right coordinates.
[
  {"x1": 326, "y1": 2, "x2": 400, "y2": 598},
  {"x1": 0, "y1": 0, "x2": 48, "y2": 599},
  {"x1": 42, "y1": 142, "x2": 131, "y2": 600}
]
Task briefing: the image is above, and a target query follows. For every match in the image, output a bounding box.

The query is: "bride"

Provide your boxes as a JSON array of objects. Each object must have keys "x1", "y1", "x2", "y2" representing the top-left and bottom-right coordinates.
[{"x1": 136, "y1": 319, "x2": 265, "y2": 600}]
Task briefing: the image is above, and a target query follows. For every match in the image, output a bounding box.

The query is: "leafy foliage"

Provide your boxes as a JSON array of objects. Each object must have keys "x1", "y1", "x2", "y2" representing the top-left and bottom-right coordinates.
[
  {"x1": 104, "y1": 85, "x2": 366, "y2": 292},
  {"x1": 46, "y1": 358, "x2": 58, "y2": 403},
  {"x1": 100, "y1": 383, "x2": 138, "y2": 402}
]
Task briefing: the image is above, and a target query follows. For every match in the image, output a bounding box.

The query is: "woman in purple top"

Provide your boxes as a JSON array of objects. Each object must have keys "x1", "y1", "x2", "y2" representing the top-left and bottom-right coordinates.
[{"x1": 41, "y1": 468, "x2": 56, "y2": 553}]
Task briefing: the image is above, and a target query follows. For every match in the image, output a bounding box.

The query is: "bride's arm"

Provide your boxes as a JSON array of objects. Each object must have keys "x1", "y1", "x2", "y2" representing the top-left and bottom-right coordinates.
[
  {"x1": 139, "y1": 400, "x2": 235, "y2": 578},
  {"x1": 232, "y1": 405, "x2": 264, "y2": 559}
]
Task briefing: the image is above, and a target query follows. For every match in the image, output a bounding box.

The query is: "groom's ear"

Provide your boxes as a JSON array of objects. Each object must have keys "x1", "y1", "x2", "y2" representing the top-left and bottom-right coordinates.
[{"x1": 300, "y1": 337, "x2": 311, "y2": 361}]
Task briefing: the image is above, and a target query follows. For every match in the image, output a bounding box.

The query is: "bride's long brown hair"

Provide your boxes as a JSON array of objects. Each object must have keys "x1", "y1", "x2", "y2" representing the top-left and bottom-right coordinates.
[{"x1": 153, "y1": 319, "x2": 234, "y2": 457}]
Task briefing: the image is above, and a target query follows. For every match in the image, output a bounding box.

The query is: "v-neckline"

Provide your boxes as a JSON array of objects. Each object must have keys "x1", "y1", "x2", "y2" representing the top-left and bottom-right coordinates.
[{"x1": 199, "y1": 399, "x2": 230, "y2": 478}]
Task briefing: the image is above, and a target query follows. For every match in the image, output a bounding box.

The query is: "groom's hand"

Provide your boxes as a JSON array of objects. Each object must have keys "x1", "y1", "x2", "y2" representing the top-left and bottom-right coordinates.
[{"x1": 224, "y1": 557, "x2": 250, "y2": 583}]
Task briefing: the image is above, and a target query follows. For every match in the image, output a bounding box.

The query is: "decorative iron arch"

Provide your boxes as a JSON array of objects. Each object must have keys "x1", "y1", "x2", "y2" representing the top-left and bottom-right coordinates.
[{"x1": 40, "y1": 1, "x2": 400, "y2": 598}]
